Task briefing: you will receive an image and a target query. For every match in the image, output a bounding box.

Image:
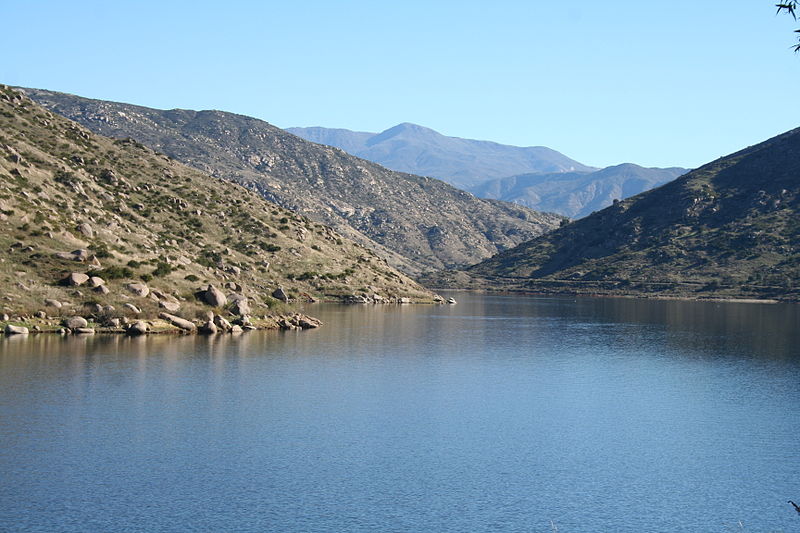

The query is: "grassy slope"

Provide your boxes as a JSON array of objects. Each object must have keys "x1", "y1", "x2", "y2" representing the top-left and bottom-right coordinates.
[
  {"x1": 0, "y1": 86, "x2": 434, "y2": 320},
  {"x1": 454, "y1": 127, "x2": 800, "y2": 301},
  {"x1": 23, "y1": 88, "x2": 565, "y2": 276}
]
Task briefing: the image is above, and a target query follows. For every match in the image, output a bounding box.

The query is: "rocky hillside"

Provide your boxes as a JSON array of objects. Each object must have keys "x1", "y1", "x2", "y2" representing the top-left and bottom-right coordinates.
[
  {"x1": 450, "y1": 127, "x2": 800, "y2": 301},
  {"x1": 287, "y1": 123, "x2": 594, "y2": 190},
  {"x1": 0, "y1": 85, "x2": 437, "y2": 322},
  {"x1": 470, "y1": 164, "x2": 687, "y2": 219},
  {"x1": 23, "y1": 89, "x2": 565, "y2": 276}
]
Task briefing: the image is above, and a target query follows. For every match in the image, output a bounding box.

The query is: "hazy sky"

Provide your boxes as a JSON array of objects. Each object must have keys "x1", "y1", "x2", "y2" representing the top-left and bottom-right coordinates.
[{"x1": 3, "y1": 1, "x2": 799, "y2": 168}]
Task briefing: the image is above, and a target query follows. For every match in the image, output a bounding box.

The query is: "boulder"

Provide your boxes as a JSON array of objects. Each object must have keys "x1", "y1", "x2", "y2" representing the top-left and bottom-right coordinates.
[
  {"x1": 126, "y1": 321, "x2": 149, "y2": 336},
  {"x1": 123, "y1": 303, "x2": 141, "y2": 314},
  {"x1": 272, "y1": 287, "x2": 289, "y2": 302},
  {"x1": 198, "y1": 320, "x2": 217, "y2": 334},
  {"x1": 230, "y1": 298, "x2": 251, "y2": 316},
  {"x1": 159, "y1": 300, "x2": 180, "y2": 313},
  {"x1": 126, "y1": 283, "x2": 149, "y2": 298},
  {"x1": 62, "y1": 316, "x2": 88, "y2": 329},
  {"x1": 230, "y1": 324, "x2": 243, "y2": 334},
  {"x1": 201, "y1": 285, "x2": 227, "y2": 307},
  {"x1": 34, "y1": 310, "x2": 46, "y2": 319},
  {"x1": 76, "y1": 223, "x2": 94, "y2": 238},
  {"x1": 85, "y1": 303, "x2": 103, "y2": 315},
  {"x1": 93, "y1": 284, "x2": 110, "y2": 295},
  {"x1": 158, "y1": 312, "x2": 196, "y2": 332},
  {"x1": 63, "y1": 272, "x2": 90, "y2": 286},
  {"x1": 74, "y1": 327, "x2": 95, "y2": 335},
  {"x1": 447, "y1": 297, "x2": 457, "y2": 304},
  {"x1": 44, "y1": 299, "x2": 63, "y2": 308},
  {"x1": 71, "y1": 249, "x2": 90, "y2": 261},
  {"x1": 213, "y1": 314, "x2": 232, "y2": 332},
  {"x1": 150, "y1": 289, "x2": 168, "y2": 300},
  {"x1": 1, "y1": 313, "x2": 9, "y2": 321},
  {"x1": 88, "y1": 276, "x2": 105, "y2": 288},
  {"x1": 4, "y1": 324, "x2": 29, "y2": 335},
  {"x1": 297, "y1": 315, "x2": 323, "y2": 329}
]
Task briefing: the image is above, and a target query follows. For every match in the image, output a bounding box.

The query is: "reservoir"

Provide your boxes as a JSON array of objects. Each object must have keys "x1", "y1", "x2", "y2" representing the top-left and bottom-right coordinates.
[{"x1": 1, "y1": 294, "x2": 799, "y2": 532}]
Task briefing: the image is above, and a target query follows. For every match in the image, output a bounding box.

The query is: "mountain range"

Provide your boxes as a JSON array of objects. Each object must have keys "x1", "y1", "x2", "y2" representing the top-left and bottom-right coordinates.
[
  {"x1": 287, "y1": 124, "x2": 688, "y2": 218},
  {"x1": 444, "y1": 126, "x2": 800, "y2": 301},
  {"x1": 23, "y1": 89, "x2": 564, "y2": 276},
  {"x1": 287, "y1": 123, "x2": 595, "y2": 190},
  {"x1": 471, "y1": 164, "x2": 688, "y2": 219}
]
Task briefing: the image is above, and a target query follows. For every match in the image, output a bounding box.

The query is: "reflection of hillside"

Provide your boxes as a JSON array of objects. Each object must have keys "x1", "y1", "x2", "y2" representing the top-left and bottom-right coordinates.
[{"x1": 563, "y1": 297, "x2": 800, "y2": 361}]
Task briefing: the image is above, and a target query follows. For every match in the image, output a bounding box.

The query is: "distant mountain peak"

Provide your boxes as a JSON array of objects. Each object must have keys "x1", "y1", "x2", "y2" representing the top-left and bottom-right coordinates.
[{"x1": 288, "y1": 123, "x2": 593, "y2": 189}]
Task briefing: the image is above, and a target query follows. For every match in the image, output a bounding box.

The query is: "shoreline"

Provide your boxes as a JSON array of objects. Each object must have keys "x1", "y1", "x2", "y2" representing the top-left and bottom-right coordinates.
[{"x1": 426, "y1": 286, "x2": 788, "y2": 305}]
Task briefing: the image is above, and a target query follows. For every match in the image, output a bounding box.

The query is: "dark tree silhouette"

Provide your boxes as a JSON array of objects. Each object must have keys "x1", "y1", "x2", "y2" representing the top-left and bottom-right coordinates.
[{"x1": 776, "y1": 1, "x2": 800, "y2": 51}]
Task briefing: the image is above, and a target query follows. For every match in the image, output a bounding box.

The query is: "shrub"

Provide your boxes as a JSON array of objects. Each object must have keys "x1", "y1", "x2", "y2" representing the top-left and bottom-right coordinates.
[
  {"x1": 151, "y1": 262, "x2": 172, "y2": 277},
  {"x1": 88, "y1": 266, "x2": 134, "y2": 279}
]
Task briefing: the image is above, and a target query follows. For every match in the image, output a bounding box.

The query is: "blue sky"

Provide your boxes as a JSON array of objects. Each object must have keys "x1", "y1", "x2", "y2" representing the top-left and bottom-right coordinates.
[{"x1": 2, "y1": 1, "x2": 799, "y2": 169}]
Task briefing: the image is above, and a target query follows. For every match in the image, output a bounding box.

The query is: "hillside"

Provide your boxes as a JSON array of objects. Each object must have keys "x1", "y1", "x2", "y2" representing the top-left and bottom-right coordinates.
[
  {"x1": 23, "y1": 89, "x2": 565, "y2": 276},
  {"x1": 0, "y1": 85, "x2": 436, "y2": 322},
  {"x1": 471, "y1": 164, "x2": 688, "y2": 219},
  {"x1": 449, "y1": 128, "x2": 800, "y2": 301},
  {"x1": 287, "y1": 123, "x2": 594, "y2": 189}
]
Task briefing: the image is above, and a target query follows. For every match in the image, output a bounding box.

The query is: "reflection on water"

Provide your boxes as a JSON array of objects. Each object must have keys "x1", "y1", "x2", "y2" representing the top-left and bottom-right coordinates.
[{"x1": 1, "y1": 294, "x2": 799, "y2": 533}]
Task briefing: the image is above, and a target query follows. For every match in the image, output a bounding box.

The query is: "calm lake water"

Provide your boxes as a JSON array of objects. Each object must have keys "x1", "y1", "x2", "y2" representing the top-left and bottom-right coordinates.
[{"x1": 1, "y1": 293, "x2": 799, "y2": 533}]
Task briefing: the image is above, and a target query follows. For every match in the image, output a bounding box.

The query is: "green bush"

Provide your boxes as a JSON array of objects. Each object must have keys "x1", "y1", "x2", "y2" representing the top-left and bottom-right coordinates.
[
  {"x1": 88, "y1": 265, "x2": 134, "y2": 279},
  {"x1": 151, "y1": 262, "x2": 172, "y2": 277}
]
